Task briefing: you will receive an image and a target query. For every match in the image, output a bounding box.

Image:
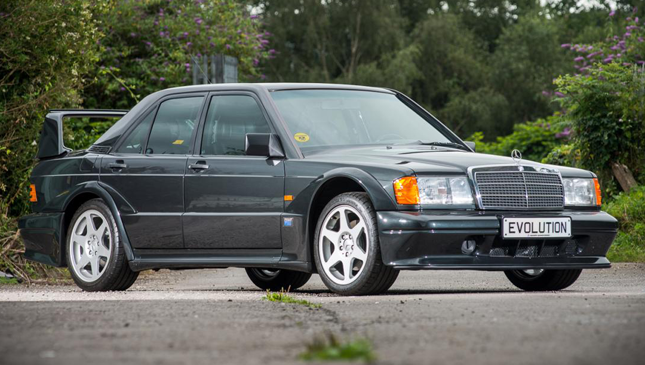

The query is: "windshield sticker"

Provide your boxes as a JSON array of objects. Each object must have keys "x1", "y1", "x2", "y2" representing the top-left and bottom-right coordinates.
[
  {"x1": 294, "y1": 133, "x2": 310, "y2": 143},
  {"x1": 172, "y1": 139, "x2": 184, "y2": 145}
]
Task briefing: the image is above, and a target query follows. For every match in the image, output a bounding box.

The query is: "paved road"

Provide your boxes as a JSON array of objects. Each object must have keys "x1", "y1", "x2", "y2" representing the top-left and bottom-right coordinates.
[{"x1": 1, "y1": 264, "x2": 644, "y2": 365}]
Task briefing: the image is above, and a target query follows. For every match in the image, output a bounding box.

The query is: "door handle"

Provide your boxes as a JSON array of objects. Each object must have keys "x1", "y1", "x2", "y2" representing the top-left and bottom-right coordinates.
[
  {"x1": 188, "y1": 161, "x2": 209, "y2": 171},
  {"x1": 108, "y1": 161, "x2": 127, "y2": 171}
]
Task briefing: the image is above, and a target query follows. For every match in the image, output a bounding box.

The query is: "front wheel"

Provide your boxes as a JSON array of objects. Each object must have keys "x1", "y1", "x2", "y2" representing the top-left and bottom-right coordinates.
[
  {"x1": 504, "y1": 269, "x2": 582, "y2": 291},
  {"x1": 313, "y1": 192, "x2": 398, "y2": 296}
]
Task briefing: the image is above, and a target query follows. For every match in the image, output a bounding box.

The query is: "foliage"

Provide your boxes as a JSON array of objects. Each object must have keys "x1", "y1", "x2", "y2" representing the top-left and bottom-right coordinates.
[
  {"x1": 604, "y1": 186, "x2": 645, "y2": 262},
  {"x1": 84, "y1": 0, "x2": 271, "y2": 109},
  {"x1": 300, "y1": 333, "x2": 376, "y2": 363},
  {"x1": 468, "y1": 117, "x2": 566, "y2": 163},
  {"x1": 0, "y1": 0, "x2": 107, "y2": 219},
  {"x1": 263, "y1": 289, "x2": 321, "y2": 309},
  {"x1": 555, "y1": 63, "x2": 645, "y2": 191},
  {"x1": 63, "y1": 117, "x2": 121, "y2": 151}
]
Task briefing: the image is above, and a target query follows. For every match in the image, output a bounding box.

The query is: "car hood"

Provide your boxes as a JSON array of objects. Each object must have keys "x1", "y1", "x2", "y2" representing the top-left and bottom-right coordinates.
[{"x1": 304, "y1": 146, "x2": 594, "y2": 178}]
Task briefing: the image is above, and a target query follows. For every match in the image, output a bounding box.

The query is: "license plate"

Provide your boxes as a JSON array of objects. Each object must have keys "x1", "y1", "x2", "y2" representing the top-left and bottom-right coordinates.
[{"x1": 502, "y1": 217, "x2": 572, "y2": 239}]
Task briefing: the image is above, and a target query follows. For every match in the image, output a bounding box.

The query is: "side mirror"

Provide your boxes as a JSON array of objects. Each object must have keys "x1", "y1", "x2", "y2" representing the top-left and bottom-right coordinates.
[
  {"x1": 245, "y1": 133, "x2": 285, "y2": 158},
  {"x1": 464, "y1": 141, "x2": 476, "y2": 152}
]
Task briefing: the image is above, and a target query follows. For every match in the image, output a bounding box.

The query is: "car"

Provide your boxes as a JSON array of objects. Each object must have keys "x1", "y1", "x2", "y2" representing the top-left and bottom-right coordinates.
[{"x1": 18, "y1": 83, "x2": 618, "y2": 295}]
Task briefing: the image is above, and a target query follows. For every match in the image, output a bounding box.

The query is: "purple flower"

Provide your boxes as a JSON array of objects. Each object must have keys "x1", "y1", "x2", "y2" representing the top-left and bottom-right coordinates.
[
  {"x1": 194, "y1": 17, "x2": 203, "y2": 25},
  {"x1": 603, "y1": 57, "x2": 613, "y2": 63},
  {"x1": 555, "y1": 92, "x2": 565, "y2": 97},
  {"x1": 574, "y1": 56, "x2": 584, "y2": 62},
  {"x1": 183, "y1": 32, "x2": 189, "y2": 37},
  {"x1": 225, "y1": 44, "x2": 231, "y2": 50},
  {"x1": 120, "y1": 87, "x2": 126, "y2": 91},
  {"x1": 639, "y1": 37, "x2": 644, "y2": 43},
  {"x1": 185, "y1": 63, "x2": 191, "y2": 68},
  {"x1": 609, "y1": 10, "x2": 616, "y2": 17},
  {"x1": 625, "y1": 32, "x2": 632, "y2": 37},
  {"x1": 186, "y1": 42, "x2": 192, "y2": 47},
  {"x1": 542, "y1": 90, "x2": 551, "y2": 96},
  {"x1": 253, "y1": 58, "x2": 259, "y2": 66},
  {"x1": 556, "y1": 127, "x2": 572, "y2": 139},
  {"x1": 637, "y1": 60, "x2": 645, "y2": 65},
  {"x1": 159, "y1": 31, "x2": 165, "y2": 37},
  {"x1": 250, "y1": 14, "x2": 258, "y2": 19},
  {"x1": 159, "y1": 77, "x2": 165, "y2": 82},
  {"x1": 623, "y1": 62, "x2": 632, "y2": 66},
  {"x1": 210, "y1": 42, "x2": 215, "y2": 47},
  {"x1": 145, "y1": 41, "x2": 152, "y2": 47},
  {"x1": 587, "y1": 51, "x2": 602, "y2": 58}
]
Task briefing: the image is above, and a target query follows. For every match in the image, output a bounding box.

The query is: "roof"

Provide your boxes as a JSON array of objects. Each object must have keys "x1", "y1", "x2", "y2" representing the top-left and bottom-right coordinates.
[{"x1": 153, "y1": 82, "x2": 394, "y2": 95}]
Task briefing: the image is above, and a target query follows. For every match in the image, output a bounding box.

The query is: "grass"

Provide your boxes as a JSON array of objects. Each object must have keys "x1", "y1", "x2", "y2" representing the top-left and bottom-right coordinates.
[
  {"x1": 300, "y1": 333, "x2": 376, "y2": 363},
  {"x1": 0, "y1": 276, "x2": 19, "y2": 285},
  {"x1": 263, "y1": 289, "x2": 321, "y2": 309}
]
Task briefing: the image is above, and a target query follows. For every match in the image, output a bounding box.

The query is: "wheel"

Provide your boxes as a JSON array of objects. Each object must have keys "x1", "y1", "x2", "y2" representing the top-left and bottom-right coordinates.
[
  {"x1": 245, "y1": 268, "x2": 312, "y2": 291},
  {"x1": 313, "y1": 192, "x2": 399, "y2": 295},
  {"x1": 504, "y1": 269, "x2": 582, "y2": 291},
  {"x1": 66, "y1": 199, "x2": 139, "y2": 291}
]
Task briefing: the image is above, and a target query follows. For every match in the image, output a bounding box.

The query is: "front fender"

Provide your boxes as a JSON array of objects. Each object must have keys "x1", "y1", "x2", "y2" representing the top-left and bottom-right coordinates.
[{"x1": 313, "y1": 167, "x2": 398, "y2": 211}]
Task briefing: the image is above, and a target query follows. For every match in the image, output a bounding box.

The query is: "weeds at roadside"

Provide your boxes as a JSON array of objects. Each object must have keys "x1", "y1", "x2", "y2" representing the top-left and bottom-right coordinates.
[
  {"x1": 300, "y1": 332, "x2": 376, "y2": 363},
  {"x1": 263, "y1": 288, "x2": 321, "y2": 309}
]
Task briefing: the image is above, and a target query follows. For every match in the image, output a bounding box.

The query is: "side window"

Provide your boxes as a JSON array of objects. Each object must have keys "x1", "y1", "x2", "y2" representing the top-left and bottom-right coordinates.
[
  {"x1": 201, "y1": 95, "x2": 271, "y2": 156},
  {"x1": 115, "y1": 111, "x2": 154, "y2": 154},
  {"x1": 146, "y1": 97, "x2": 203, "y2": 155}
]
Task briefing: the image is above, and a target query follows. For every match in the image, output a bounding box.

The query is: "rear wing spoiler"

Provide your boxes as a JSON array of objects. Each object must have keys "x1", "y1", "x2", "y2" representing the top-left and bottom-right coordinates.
[{"x1": 37, "y1": 109, "x2": 128, "y2": 159}]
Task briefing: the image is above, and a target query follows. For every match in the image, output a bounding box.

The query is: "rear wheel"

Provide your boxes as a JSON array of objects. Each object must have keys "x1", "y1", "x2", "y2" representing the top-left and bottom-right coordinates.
[
  {"x1": 66, "y1": 199, "x2": 138, "y2": 291},
  {"x1": 245, "y1": 268, "x2": 312, "y2": 291},
  {"x1": 313, "y1": 192, "x2": 399, "y2": 296},
  {"x1": 504, "y1": 269, "x2": 582, "y2": 291}
]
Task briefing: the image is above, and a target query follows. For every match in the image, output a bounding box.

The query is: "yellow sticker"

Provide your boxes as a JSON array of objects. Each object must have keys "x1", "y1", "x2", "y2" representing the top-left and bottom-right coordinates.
[
  {"x1": 172, "y1": 139, "x2": 184, "y2": 145},
  {"x1": 294, "y1": 133, "x2": 310, "y2": 143}
]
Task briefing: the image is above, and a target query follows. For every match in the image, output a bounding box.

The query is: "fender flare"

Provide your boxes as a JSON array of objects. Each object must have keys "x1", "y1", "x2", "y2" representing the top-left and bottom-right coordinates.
[
  {"x1": 310, "y1": 167, "x2": 398, "y2": 211},
  {"x1": 62, "y1": 181, "x2": 135, "y2": 261}
]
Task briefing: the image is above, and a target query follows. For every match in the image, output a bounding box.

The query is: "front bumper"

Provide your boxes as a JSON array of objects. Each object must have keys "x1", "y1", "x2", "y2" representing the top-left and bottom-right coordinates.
[{"x1": 377, "y1": 210, "x2": 618, "y2": 270}]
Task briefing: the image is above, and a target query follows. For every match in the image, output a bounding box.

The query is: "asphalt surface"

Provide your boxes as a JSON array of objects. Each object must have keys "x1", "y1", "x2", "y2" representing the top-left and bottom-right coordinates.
[{"x1": 1, "y1": 264, "x2": 644, "y2": 365}]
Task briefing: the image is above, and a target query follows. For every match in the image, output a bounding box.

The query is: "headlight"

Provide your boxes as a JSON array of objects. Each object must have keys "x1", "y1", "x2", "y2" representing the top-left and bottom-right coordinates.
[
  {"x1": 394, "y1": 176, "x2": 474, "y2": 205},
  {"x1": 563, "y1": 178, "x2": 601, "y2": 206}
]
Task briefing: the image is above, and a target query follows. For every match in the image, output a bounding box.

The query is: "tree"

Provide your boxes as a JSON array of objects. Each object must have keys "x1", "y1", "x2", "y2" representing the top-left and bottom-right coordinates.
[{"x1": 83, "y1": 0, "x2": 271, "y2": 109}]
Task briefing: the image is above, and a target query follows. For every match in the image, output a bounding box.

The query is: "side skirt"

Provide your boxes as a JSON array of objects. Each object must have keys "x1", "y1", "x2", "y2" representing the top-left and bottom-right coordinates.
[{"x1": 128, "y1": 248, "x2": 311, "y2": 273}]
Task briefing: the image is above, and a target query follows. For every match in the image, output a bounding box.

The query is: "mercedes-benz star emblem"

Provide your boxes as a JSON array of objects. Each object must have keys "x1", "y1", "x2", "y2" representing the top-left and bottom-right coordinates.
[{"x1": 511, "y1": 149, "x2": 522, "y2": 163}]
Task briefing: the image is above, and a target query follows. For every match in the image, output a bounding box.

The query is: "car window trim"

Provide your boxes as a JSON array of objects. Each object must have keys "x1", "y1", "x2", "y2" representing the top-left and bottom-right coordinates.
[
  {"x1": 192, "y1": 91, "x2": 277, "y2": 158},
  {"x1": 111, "y1": 92, "x2": 208, "y2": 156}
]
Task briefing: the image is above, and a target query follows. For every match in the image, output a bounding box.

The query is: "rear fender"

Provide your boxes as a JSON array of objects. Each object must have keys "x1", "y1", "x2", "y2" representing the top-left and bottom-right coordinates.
[{"x1": 62, "y1": 181, "x2": 135, "y2": 261}]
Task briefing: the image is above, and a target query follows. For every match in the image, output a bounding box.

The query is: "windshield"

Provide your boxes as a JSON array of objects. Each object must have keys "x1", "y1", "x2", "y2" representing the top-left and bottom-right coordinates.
[{"x1": 270, "y1": 89, "x2": 452, "y2": 155}]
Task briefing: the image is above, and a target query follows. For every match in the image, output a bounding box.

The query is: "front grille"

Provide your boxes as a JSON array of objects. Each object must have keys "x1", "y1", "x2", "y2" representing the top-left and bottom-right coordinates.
[{"x1": 474, "y1": 169, "x2": 564, "y2": 210}]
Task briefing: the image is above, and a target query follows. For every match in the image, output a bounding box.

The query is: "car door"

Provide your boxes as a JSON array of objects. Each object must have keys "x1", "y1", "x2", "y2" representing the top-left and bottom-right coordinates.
[
  {"x1": 101, "y1": 94, "x2": 206, "y2": 249},
  {"x1": 183, "y1": 92, "x2": 285, "y2": 249}
]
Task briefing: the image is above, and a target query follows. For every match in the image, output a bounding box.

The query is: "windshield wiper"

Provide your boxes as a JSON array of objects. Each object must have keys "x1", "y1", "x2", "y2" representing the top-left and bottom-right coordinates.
[{"x1": 396, "y1": 140, "x2": 471, "y2": 151}]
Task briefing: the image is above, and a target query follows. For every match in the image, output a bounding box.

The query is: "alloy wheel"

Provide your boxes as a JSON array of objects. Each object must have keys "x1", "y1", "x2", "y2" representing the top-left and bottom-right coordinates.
[
  {"x1": 318, "y1": 205, "x2": 369, "y2": 285},
  {"x1": 68, "y1": 209, "x2": 112, "y2": 282}
]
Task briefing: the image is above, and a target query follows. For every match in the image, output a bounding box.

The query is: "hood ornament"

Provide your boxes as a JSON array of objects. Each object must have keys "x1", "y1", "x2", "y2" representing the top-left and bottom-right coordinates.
[{"x1": 511, "y1": 149, "x2": 523, "y2": 171}]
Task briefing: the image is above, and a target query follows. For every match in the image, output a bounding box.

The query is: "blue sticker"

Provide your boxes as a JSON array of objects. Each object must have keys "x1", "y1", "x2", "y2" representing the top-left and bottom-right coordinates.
[{"x1": 283, "y1": 218, "x2": 293, "y2": 227}]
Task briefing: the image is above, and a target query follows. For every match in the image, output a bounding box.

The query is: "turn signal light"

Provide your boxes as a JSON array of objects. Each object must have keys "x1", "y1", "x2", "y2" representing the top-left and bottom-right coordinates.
[
  {"x1": 29, "y1": 184, "x2": 37, "y2": 202},
  {"x1": 593, "y1": 178, "x2": 602, "y2": 206},
  {"x1": 393, "y1": 176, "x2": 419, "y2": 205}
]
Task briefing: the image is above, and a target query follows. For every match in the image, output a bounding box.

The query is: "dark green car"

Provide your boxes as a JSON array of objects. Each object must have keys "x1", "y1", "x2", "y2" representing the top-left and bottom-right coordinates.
[{"x1": 19, "y1": 83, "x2": 618, "y2": 295}]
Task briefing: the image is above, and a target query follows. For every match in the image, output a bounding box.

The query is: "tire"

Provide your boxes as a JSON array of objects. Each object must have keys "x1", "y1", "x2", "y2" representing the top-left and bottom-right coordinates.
[
  {"x1": 504, "y1": 269, "x2": 582, "y2": 291},
  {"x1": 313, "y1": 192, "x2": 399, "y2": 296},
  {"x1": 245, "y1": 268, "x2": 312, "y2": 291},
  {"x1": 65, "y1": 199, "x2": 138, "y2": 291}
]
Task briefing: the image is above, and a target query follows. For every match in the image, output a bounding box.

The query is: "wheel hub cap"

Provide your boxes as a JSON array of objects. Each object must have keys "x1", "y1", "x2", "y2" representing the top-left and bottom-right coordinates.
[{"x1": 69, "y1": 209, "x2": 112, "y2": 283}]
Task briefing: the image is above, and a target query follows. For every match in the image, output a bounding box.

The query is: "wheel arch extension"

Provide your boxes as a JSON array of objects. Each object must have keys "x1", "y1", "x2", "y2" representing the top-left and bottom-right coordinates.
[
  {"x1": 62, "y1": 181, "x2": 135, "y2": 262},
  {"x1": 305, "y1": 168, "x2": 396, "y2": 267}
]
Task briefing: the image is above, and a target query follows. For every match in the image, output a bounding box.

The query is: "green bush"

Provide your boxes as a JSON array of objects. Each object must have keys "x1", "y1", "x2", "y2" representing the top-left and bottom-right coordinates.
[{"x1": 604, "y1": 186, "x2": 645, "y2": 262}]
